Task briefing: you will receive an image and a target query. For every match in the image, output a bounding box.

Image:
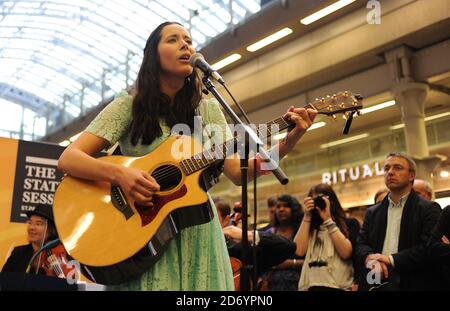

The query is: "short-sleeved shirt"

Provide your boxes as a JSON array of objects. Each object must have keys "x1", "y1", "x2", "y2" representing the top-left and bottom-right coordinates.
[{"x1": 85, "y1": 91, "x2": 234, "y2": 290}]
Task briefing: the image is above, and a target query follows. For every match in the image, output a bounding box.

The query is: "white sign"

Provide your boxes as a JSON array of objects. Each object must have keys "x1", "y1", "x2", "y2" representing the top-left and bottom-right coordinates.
[{"x1": 322, "y1": 162, "x2": 384, "y2": 185}]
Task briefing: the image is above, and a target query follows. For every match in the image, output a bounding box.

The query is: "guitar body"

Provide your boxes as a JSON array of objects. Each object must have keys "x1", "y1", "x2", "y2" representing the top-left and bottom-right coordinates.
[
  {"x1": 53, "y1": 136, "x2": 211, "y2": 277},
  {"x1": 79, "y1": 203, "x2": 213, "y2": 285}
]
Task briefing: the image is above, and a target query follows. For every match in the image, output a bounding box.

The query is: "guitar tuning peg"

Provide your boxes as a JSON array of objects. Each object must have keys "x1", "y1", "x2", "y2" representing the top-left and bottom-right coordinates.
[
  {"x1": 340, "y1": 102, "x2": 345, "y2": 108},
  {"x1": 332, "y1": 94, "x2": 337, "y2": 100},
  {"x1": 344, "y1": 91, "x2": 349, "y2": 97},
  {"x1": 352, "y1": 100, "x2": 358, "y2": 106},
  {"x1": 332, "y1": 115, "x2": 337, "y2": 121},
  {"x1": 327, "y1": 105, "x2": 333, "y2": 112}
]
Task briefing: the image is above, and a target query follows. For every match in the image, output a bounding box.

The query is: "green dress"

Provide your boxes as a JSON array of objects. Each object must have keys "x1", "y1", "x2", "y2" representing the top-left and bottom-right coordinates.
[{"x1": 85, "y1": 91, "x2": 234, "y2": 290}]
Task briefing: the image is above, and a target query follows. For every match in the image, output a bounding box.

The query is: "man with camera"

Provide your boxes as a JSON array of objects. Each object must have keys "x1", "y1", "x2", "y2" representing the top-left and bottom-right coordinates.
[{"x1": 355, "y1": 152, "x2": 441, "y2": 290}]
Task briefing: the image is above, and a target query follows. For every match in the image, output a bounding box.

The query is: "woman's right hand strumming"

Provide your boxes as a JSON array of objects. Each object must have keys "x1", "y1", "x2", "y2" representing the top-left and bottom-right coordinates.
[
  {"x1": 116, "y1": 166, "x2": 160, "y2": 207},
  {"x1": 58, "y1": 132, "x2": 160, "y2": 207}
]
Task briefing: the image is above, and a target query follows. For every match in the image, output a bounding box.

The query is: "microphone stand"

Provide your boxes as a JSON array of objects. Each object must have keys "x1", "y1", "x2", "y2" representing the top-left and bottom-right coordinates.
[{"x1": 202, "y1": 76, "x2": 289, "y2": 291}]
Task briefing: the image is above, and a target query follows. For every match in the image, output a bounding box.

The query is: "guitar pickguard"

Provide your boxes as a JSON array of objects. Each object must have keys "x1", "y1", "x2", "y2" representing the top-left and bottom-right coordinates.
[{"x1": 134, "y1": 185, "x2": 188, "y2": 227}]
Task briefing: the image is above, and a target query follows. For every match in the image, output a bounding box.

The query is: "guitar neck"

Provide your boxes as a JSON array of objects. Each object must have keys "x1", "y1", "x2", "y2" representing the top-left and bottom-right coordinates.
[{"x1": 180, "y1": 103, "x2": 315, "y2": 175}]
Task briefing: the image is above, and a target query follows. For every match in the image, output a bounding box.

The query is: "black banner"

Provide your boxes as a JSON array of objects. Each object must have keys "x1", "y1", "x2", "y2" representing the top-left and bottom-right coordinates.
[{"x1": 10, "y1": 140, "x2": 66, "y2": 223}]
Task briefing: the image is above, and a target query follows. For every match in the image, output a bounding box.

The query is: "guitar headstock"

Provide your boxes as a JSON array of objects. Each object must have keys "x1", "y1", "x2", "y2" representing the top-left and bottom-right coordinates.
[{"x1": 309, "y1": 91, "x2": 363, "y2": 118}]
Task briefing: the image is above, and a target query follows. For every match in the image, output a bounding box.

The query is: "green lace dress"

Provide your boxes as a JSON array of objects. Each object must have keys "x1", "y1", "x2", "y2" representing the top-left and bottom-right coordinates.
[{"x1": 85, "y1": 91, "x2": 234, "y2": 290}]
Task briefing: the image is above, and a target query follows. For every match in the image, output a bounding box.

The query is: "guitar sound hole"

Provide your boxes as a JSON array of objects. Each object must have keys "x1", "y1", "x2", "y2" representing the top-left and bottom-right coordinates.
[{"x1": 151, "y1": 165, "x2": 182, "y2": 191}]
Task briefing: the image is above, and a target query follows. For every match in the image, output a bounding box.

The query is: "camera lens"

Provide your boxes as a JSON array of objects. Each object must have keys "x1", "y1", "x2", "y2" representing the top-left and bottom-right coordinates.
[{"x1": 313, "y1": 196, "x2": 326, "y2": 210}]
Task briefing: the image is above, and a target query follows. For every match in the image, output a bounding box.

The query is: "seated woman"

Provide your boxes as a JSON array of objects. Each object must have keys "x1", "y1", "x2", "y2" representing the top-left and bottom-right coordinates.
[
  {"x1": 294, "y1": 183, "x2": 360, "y2": 291},
  {"x1": 259, "y1": 195, "x2": 304, "y2": 290},
  {"x1": 215, "y1": 199, "x2": 297, "y2": 277},
  {"x1": 2, "y1": 204, "x2": 59, "y2": 274}
]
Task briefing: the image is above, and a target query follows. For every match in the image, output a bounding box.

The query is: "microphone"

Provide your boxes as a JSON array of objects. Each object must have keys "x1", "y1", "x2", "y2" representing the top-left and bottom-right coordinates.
[{"x1": 189, "y1": 53, "x2": 225, "y2": 84}]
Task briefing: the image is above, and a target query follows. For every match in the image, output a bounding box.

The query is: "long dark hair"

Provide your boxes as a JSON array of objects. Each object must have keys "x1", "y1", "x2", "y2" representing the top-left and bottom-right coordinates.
[
  {"x1": 273, "y1": 194, "x2": 303, "y2": 233},
  {"x1": 130, "y1": 21, "x2": 202, "y2": 145},
  {"x1": 308, "y1": 183, "x2": 349, "y2": 237}
]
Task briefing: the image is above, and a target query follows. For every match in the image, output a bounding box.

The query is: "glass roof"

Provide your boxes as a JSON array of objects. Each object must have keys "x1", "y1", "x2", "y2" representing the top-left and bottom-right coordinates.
[{"x1": 0, "y1": 0, "x2": 261, "y2": 141}]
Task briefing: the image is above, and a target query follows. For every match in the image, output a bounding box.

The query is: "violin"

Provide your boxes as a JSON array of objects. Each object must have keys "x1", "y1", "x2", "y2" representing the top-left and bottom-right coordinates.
[
  {"x1": 230, "y1": 256, "x2": 242, "y2": 290},
  {"x1": 31, "y1": 242, "x2": 73, "y2": 278},
  {"x1": 230, "y1": 256, "x2": 255, "y2": 291}
]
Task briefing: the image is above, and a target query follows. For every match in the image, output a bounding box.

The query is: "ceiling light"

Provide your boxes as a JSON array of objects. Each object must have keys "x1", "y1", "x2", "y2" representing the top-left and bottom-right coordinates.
[
  {"x1": 389, "y1": 124, "x2": 404, "y2": 130},
  {"x1": 69, "y1": 132, "x2": 82, "y2": 142},
  {"x1": 390, "y1": 111, "x2": 450, "y2": 130},
  {"x1": 246, "y1": 28, "x2": 293, "y2": 52},
  {"x1": 359, "y1": 100, "x2": 396, "y2": 115},
  {"x1": 308, "y1": 121, "x2": 326, "y2": 131},
  {"x1": 320, "y1": 133, "x2": 369, "y2": 149},
  {"x1": 300, "y1": 0, "x2": 356, "y2": 25},
  {"x1": 59, "y1": 140, "x2": 70, "y2": 147},
  {"x1": 440, "y1": 171, "x2": 449, "y2": 178},
  {"x1": 424, "y1": 112, "x2": 450, "y2": 122},
  {"x1": 211, "y1": 54, "x2": 242, "y2": 71},
  {"x1": 273, "y1": 121, "x2": 326, "y2": 140}
]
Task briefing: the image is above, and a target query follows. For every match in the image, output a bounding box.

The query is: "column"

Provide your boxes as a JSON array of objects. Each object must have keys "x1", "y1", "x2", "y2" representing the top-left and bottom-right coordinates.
[{"x1": 385, "y1": 46, "x2": 446, "y2": 184}]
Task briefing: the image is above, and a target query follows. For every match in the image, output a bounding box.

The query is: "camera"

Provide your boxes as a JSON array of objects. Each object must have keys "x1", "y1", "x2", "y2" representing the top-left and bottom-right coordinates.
[{"x1": 313, "y1": 195, "x2": 326, "y2": 210}]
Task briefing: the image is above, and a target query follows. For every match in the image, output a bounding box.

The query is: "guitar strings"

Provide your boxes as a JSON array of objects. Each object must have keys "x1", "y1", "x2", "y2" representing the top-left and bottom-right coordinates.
[
  {"x1": 149, "y1": 156, "x2": 216, "y2": 184},
  {"x1": 151, "y1": 169, "x2": 181, "y2": 181},
  {"x1": 138, "y1": 116, "x2": 318, "y2": 187},
  {"x1": 119, "y1": 119, "x2": 291, "y2": 192},
  {"x1": 150, "y1": 155, "x2": 215, "y2": 179},
  {"x1": 149, "y1": 118, "x2": 290, "y2": 182},
  {"x1": 128, "y1": 114, "x2": 354, "y2": 191}
]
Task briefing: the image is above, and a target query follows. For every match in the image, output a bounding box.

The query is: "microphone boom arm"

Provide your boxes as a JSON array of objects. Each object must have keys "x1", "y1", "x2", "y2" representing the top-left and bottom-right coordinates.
[{"x1": 201, "y1": 76, "x2": 288, "y2": 185}]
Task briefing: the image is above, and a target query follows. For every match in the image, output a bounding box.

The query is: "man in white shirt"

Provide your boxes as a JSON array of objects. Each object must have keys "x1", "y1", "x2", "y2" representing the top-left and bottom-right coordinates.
[{"x1": 355, "y1": 152, "x2": 441, "y2": 290}]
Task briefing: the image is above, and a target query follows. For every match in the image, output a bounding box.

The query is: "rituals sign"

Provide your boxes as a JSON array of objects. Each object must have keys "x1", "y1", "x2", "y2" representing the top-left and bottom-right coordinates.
[{"x1": 322, "y1": 162, "x2": 384, "y2": 185}]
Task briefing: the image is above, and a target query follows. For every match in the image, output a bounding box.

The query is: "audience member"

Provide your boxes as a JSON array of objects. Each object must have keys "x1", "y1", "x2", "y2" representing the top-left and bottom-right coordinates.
[
  {"x1": 413, "y1": 179, "x2": 433, "y2": 201},
  {"x1": 374, "y1": 188, "x2": 389, "y2": 204},
  {"x1": 355, "y1": 152, "x2": 441, "y2": 290},
  {"x1": 259, "y1": 195, "x2": 304, "y2": 290},
  {"x1": 215, "y1": 198, "x2": 296, "y2": 289},
  {"x1": 427, "y1": 205, "x2": 450, "y2": 290},
  {"x1": 259, "y1": 197, "x2": 277, "y2": 232},
  {"x1": 295, "y1": 183, "x2": 360, "y2": 291}
]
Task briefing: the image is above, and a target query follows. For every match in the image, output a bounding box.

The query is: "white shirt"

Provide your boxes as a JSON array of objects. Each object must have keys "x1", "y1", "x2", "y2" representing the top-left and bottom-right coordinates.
[
  {"x1": 298, "y1": 225, "x2": 354, "y2": 291},
  {"x1": 382, "y1": 192, "x2": 409, "y2": 266}
]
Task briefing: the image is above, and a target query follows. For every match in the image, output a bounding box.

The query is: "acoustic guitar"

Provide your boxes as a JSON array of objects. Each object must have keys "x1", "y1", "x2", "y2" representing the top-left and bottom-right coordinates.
[{"x1": 53, "y1": 91, "x2": 362, "y2": 284}]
